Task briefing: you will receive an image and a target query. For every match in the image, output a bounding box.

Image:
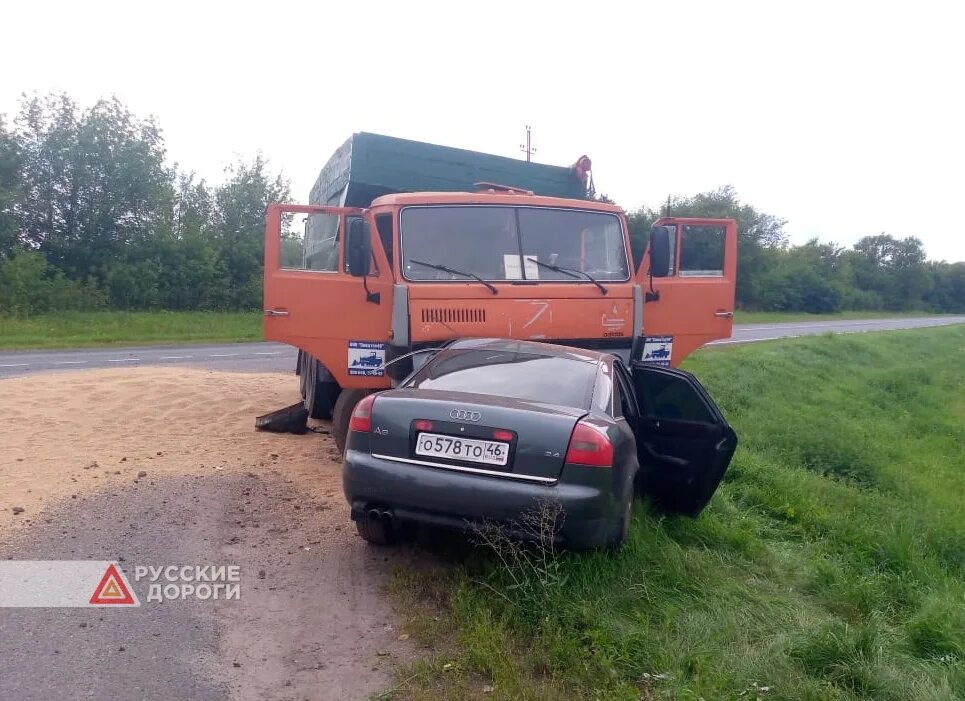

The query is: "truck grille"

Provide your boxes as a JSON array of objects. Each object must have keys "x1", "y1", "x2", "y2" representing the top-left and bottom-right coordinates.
[{"x1": 421, "y1": 308, "x2": 487, "y2": 324}]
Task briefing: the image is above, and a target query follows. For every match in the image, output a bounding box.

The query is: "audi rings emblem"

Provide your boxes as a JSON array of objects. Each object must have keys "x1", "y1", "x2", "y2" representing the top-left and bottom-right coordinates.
[{"x1": 449, "y1": 409, "x2": 482, "y2": 422}]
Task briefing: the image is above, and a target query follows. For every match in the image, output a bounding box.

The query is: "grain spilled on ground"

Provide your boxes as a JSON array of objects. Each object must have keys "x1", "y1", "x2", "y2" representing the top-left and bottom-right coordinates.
[{"x1": 0, "y1": 367, "x2": 342, "y2": 535}]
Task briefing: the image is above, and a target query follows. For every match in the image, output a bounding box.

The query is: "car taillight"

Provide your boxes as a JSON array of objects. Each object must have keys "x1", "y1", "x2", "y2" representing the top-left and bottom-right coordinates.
[
  {"x1": 414, "y1": 420, "x2": 434, "y2": 432},
  {"x1": 349, "y1": 394, "x2": 377, "y2": 433},
  {"x1": 564, "y1": 421, "x2": 613, "y2": 467},
  {"x1": 492, "y1": 429, "x2": 514, "y2": 442}
]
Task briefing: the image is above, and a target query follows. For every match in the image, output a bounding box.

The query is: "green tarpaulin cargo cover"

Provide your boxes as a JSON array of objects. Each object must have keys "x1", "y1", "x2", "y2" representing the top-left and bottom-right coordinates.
[{"x1": 310, "y1": 132, "x2": 589, "y2": 207}]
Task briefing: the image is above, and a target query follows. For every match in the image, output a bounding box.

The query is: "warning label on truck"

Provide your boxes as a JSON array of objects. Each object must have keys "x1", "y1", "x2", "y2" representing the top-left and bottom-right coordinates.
[
  {"x1": 641, "y1": 336, "x2": 673, "y2": 366},
  {"x1": 348, "y1": 341, "x2": 386, "y2": 377}
]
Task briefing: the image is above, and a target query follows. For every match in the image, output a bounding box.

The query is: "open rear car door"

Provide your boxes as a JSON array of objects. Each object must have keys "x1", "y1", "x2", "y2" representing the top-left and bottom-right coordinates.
[{"x1": 628, "y1": 362, "x2": 738, "y2": 516}]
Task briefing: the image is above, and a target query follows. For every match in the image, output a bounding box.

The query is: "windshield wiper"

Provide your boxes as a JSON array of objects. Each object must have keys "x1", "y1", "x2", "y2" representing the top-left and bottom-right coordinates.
[
  {"x1": 410, "y1": 260, "x2": 498, "y2": 295},
  {"x1": 526, "y1": 258, "x2": 608, "y2": 295}
]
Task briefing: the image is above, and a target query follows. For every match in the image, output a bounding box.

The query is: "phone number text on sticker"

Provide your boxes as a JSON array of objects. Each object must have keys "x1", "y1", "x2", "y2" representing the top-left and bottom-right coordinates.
[{"x1": 348, "y1": 341, "x2": 386, "y2": 377}]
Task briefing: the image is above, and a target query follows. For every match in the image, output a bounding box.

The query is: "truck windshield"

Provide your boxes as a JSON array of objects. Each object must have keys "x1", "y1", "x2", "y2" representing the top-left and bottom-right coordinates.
[{"x1": 400, "y1": 206, "x2": 629, "y2": 283}]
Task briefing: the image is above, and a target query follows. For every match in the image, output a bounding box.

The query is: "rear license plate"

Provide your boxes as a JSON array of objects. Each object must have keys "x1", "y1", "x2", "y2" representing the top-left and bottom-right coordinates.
[{"x1": 415, "y1": 432, "x2": 509, "y2": 467}]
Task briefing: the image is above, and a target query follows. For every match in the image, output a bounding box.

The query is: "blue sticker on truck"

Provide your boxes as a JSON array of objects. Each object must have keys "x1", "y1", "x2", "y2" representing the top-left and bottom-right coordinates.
[
  {"x1": 348, "y1": 341, "x2": 386, "y2": 376},
  {"x1": 641, "y1": 336, "x2": 673, "y2": 366}
]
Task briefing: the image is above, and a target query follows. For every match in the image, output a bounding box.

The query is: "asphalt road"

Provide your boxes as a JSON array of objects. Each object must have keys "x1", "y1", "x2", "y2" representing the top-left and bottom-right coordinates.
[
  {"x1": 0, "y1": 467, "x2": 412, "y2": 700},
  {"x1": 1, "y1": 316, "x2": 962, "y2": 378}
]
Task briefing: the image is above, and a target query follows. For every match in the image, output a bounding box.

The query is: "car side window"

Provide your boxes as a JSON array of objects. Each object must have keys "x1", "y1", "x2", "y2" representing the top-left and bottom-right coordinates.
[{"x1": 635, "y1": 369, "x2": 715, "y2": 423}]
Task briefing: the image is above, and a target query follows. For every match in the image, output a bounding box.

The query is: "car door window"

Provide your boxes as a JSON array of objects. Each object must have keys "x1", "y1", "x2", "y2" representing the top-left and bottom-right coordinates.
[{"x1": 635, "y1": 367, "x2": 716, "y2": 423}]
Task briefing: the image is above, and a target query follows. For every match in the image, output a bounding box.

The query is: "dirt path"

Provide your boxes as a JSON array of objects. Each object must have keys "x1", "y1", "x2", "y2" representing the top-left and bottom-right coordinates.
[{"x1": 0, "y1": 368, "x2": 413, "y2": 700}]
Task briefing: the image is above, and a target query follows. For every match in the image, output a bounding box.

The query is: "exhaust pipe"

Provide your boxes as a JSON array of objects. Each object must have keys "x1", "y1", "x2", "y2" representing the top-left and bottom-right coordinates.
[{"x1": 367, "y1": 507, "x2": 394, "y2": 524}]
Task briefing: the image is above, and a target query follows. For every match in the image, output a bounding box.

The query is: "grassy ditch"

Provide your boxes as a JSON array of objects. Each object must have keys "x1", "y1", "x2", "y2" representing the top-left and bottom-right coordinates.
[{"x1": 388, "y1": 325, "x2": 965, "y2": 701}]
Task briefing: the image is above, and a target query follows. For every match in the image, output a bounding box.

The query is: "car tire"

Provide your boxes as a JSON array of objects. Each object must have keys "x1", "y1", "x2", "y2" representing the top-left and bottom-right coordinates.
[
  {"x1": 607, "y1": 489, "x2": 634, "y2": 551},
  {"x1": 355, "y1": 515, "x2": 396, "y2": 545},
  {"x1": 302, "y1": 355, "x2": 340, "y2": 420},
  {"x1": 332, "y1": 389, "x2": 373, "y2": 453}
]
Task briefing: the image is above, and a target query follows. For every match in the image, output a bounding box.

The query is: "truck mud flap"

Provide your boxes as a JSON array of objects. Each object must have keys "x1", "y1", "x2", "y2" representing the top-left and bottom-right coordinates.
[{"x1": 255, "y1": 402, "x2": 309, "y2": 435}]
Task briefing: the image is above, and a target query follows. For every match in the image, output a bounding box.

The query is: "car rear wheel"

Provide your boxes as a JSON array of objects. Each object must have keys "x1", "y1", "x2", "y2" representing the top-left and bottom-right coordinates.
[
  {"x1": 332, "y1": 388, "x2": 373, "y2": 453},
  {"x1": 355, "y1": 515, "x2": 396, "y2": 545},
  {"x1": 607, "y1": 491, "x2": 634, "y2": 550}
]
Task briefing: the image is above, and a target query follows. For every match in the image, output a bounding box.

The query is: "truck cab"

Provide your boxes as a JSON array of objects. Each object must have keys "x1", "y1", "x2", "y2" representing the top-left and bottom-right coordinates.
[{"x1": 263, "y1": 190, "x2": 736, "y2": 446}]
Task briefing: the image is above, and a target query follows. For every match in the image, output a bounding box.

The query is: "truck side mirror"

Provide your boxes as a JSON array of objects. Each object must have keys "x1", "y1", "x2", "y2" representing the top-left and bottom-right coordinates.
[
  {"x1": 346, "y1": 218, "x2": 371, "y2": 277},
  {"x1": 649, "y1": 225, "x2": 673, "y2": 278}
]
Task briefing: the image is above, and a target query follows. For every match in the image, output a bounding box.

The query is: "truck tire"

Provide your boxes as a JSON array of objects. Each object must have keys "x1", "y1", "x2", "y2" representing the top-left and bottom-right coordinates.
[
  {"x1": 302, "y1": 354, "x2": 340, "y2": 420},
  {"x1": 332, "y1": 388, "x2": 373, "y2": 453}
]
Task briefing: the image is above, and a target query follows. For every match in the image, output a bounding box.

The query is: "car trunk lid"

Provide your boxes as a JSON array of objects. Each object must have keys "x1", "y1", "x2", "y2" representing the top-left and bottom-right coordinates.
[{"x1": 368, "y1": 389, "x2": 585, "y2": 481}]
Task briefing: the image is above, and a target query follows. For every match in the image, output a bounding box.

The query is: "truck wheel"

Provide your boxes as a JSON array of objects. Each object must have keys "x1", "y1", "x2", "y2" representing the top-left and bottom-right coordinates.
[
  {"x1": 332, "y1": 389, "x2": 373, "y2": 453},
  {"x1": 302, "y1": 355, "x2": 340, "y2": 420}
]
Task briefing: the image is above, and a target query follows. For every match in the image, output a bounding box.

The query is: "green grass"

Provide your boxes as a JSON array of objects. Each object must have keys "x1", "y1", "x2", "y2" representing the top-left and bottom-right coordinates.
[
  {"x1": 0, "y1": 311, "x2": 262, "y2": 349},
  {"x1": 388, "y1": 326, "x2": 965, "y2": 701},
  {"x1": 733, "y1": 310, "x2": 948, "y2": 324}
]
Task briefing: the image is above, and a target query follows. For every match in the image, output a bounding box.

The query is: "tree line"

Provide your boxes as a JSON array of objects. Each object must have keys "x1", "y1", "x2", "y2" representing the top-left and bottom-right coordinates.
[
  {"x1": 1, "y1": 93, "x2": 962, "y2": 316},
  {"x1": 623, "y1": 188, "x2": 964, "y2": 314},
  {"x1": 0, "y1": 94, "x2": 289, "y2": 316}
]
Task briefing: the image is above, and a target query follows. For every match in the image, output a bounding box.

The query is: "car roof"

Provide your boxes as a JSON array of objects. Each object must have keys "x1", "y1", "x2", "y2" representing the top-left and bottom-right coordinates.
[{"x1": 445, "y1": 338, "x2": 607, "y2": 364}]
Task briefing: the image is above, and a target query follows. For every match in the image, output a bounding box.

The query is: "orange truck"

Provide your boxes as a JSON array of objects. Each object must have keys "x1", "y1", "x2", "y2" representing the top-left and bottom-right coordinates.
[{"x1": 263, "y1": 133, "x2": 737, "y2": 449}]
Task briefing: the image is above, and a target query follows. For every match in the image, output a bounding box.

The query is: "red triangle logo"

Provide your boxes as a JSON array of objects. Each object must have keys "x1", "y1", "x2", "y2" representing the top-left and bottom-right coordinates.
[{"x1": 89, "y1": 563, "x2": 137, "y2": 605}]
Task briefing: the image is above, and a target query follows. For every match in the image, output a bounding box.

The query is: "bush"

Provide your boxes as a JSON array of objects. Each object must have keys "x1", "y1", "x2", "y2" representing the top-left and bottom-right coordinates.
[{"x1": 0, "y1": 250, "x2": 106, "y2": 316}]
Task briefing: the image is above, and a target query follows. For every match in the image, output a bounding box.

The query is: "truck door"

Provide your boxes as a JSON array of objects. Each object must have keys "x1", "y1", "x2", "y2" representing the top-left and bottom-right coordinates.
[
  {"x1": 628, "y1": 362, "x2": 737, "y2": 516},
  {"x1": 263, "y1": 203, "x2": 394, "y2": 389},
  {"x1": 637, "y1": 218, "x2": 737, "y2": 366}
]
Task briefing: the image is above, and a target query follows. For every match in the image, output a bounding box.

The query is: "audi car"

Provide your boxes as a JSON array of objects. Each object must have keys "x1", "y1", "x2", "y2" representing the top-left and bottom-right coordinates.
[{"x1": 342, "y1": 339, "x2": 737, "y2": 549}]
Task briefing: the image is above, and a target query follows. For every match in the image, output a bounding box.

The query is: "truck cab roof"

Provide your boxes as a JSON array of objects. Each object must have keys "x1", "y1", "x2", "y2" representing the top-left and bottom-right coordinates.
[{"x1": 369, "y1": 190, "x2": 624, "y2": 213}]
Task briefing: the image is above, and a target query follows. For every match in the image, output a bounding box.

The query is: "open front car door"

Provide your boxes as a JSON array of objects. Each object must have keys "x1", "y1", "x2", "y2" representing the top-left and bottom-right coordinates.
[{"x1": 629, "y1": 362, "x2": 738, "y2": 516}]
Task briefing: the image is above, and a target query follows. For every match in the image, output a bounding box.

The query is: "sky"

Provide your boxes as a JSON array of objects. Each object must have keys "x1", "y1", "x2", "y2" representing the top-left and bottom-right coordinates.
[{"x1": 2, "y1": 0, "x2": 963, "y2": 262}]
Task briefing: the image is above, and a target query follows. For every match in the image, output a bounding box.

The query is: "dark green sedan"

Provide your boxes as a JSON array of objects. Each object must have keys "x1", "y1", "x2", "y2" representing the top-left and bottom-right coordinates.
[{"x1": 342, "y1": 339, "x2": 736, "y2": 550}]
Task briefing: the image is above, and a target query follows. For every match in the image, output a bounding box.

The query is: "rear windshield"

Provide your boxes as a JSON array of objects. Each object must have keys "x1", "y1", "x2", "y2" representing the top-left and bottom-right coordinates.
[{"x1": 404, "y1": 348, "x2": 597, "y2": 409}]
